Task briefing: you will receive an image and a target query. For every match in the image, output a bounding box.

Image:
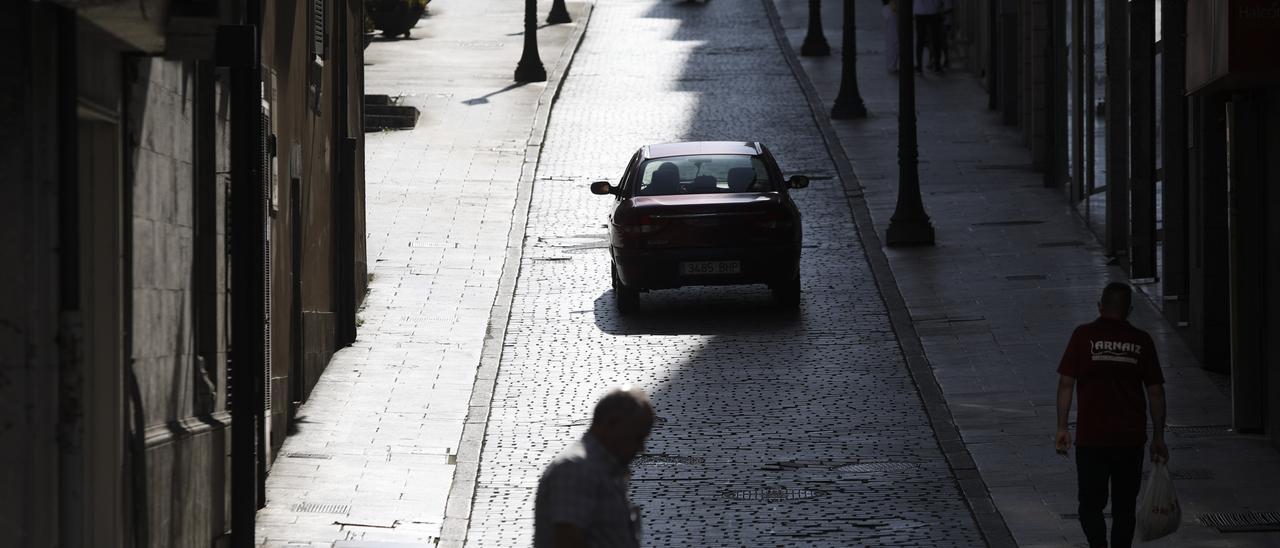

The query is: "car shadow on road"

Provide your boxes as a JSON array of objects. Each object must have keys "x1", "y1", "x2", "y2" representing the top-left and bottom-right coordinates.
[{"x1": 591, "y1": 288, "x2": 802, "y2": 336}]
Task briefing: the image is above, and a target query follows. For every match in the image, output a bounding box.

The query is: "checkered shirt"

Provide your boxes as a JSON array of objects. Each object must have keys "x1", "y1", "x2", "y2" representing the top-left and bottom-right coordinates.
[{"x1": 534, "y1": 433, "x2": 639, "y2": 548}]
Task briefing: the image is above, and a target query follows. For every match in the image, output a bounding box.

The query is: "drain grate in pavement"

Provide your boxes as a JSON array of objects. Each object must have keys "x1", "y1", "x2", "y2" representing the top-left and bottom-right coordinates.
[
  {"x1": 972, "y1": 219, "x2": 1044, "y2": 227},
  {"x1": 633, "y1": 453, "x2": 704, "y2": 466},
  {"x1": 1171, "y1": 468, "x2": 1215, "y2": 480},
  {"x1": 1006, "y1": 274, "x2": 1049, "y2": 281},
  {"x1": 1038, "y1": 240, "x2": 1087, "y2": 248},
  {"x1": 1168, "y1": 424, "x2": 1233, "y2": 437},
  {"x1": 722, "y1": 488, "x2": 823, "y2": 501},
  {"x1": 1199, "y1": 511, "x2": 1280, "y2": 532},
  {"x1": 287, "y1": 452, "x2": 332, "y2": 460},
  {"x1": 292, "y1": 502, "x2": 350, "y2": 514},
  {"x1": 833, "y1": 461, "x2": 921, "y2": 473}
]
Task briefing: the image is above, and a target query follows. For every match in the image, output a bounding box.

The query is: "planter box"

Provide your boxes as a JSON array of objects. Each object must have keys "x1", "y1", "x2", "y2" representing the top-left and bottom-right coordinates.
[{"x1": 368, "y1": 0, "x2": 428, "y2": 38}]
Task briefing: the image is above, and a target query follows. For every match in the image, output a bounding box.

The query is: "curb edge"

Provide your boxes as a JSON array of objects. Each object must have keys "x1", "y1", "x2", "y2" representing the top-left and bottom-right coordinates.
[{"x1": 437, "y1": 3, "x2": 596, "y2": 546}]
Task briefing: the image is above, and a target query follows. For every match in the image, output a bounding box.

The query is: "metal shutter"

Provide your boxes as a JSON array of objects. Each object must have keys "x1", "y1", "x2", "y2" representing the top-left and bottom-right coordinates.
[
  {"x1": 261, "y1": 101, "x2": 275, "y2": 465},
  {"x1": 312, "y1": 0, "x2": 326, "y2": 61}
]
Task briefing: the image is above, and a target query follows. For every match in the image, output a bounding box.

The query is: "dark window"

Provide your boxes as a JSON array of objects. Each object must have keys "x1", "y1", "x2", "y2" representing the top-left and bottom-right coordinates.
[{"x1": 635, "y1": 155, "x2": 775, "y2": 196}]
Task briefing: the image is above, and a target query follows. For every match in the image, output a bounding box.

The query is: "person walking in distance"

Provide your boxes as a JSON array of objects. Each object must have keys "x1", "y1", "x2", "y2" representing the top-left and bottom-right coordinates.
[
  {"x1": 1056, "y1": 283, "x2": 1169, "y2": 548},
  {"x1": 882, "y1": 0, "x2": 900, "y2": 73},
  {"x1": 913, "y1": 0, "x2": 946, "y2": 72},
  {"x1": 535, "y1": 386, "x2": 656, "y2": 548}
]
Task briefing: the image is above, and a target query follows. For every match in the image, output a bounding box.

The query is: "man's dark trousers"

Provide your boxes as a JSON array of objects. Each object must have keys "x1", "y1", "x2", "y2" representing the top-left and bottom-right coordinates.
[
  {"x1": 1076, "y1": 446, "x2": 1143, "y2": 548},
  {"x1": 913, "y1": 14, "x2": 944, "y2": 69}
]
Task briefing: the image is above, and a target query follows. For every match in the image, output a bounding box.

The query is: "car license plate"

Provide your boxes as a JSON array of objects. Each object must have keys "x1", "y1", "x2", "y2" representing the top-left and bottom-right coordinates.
[{"x1": 680, "y1": 260, "x2": 741, "y2": 275}]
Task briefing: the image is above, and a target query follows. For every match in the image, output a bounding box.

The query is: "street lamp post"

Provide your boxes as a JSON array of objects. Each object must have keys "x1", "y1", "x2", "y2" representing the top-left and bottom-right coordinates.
[
  {"x1": 886, "y1": 0, "x2": 935, "y2": 246},
  {"x1": 800, "y1": 0, "x2": 831, "y2": 56},
  {"x1": 515, "y1": 0, "x2": 547, "y2": 82},
  {"x1": 547, "y1": 0, "x2": 571, "y2": 24},
  {"x1": 831, "y1": 0, "x2": 867, "y2": 119}
]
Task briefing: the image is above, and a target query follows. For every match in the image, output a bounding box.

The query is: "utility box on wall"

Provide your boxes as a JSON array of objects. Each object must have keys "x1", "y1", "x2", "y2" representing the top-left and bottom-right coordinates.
[{"x1": 1187, "y1": 0, "x2": 1280, "y2": 94}]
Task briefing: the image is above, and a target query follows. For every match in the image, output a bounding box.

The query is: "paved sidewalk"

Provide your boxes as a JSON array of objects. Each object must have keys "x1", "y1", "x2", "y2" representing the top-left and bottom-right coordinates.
[
  {"x1": 775, "y1": 1, "x2": 1280, "y2": 546},
  {"x1": 254, "y1": 1, "x2": 590, "y2": 545}
]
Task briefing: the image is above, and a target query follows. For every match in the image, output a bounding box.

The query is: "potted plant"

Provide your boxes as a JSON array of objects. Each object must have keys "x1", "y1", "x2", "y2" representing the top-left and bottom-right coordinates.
[{"x1": 367, "y1": 0, "x2": 430, "y2": 39}]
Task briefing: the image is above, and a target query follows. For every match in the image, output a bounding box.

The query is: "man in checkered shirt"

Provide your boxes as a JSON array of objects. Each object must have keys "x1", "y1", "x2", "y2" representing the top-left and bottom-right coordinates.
[{"x1": 534, "y1": 386, "x2": 655, "y2": 548}]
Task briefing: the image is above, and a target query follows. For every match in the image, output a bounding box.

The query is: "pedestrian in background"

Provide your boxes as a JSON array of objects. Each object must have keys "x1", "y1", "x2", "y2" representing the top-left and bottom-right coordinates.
[
  {"x1": 939, "y1": 0, "x2": 954, "y2": 69},
  {"x1": 882, "y1": 0, "x2": 899, "y2": 73},
  {"x1": 535, "y1": 386, "x2": 656, "y2": 548},
  {"x1": 913, "y1": 0, "x2": 946, "y2": 72},
  {"x1": 1055, "y1": 282, "x2": 1169, "y2": 548}
]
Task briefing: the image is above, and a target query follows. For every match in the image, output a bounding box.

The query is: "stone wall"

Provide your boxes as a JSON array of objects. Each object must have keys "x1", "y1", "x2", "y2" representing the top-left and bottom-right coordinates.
[
  {"x1": 127, "y1": 56, "x2": 229, "y2": 548},
  {"x1": 130, "y1": 59, "x2": 200, "y2": 425}
]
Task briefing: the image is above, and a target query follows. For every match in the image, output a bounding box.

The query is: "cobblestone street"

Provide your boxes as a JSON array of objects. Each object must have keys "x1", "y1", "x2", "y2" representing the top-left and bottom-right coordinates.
[{"x1": 464, "y1": 0, "x2": 984, "y2": 545}]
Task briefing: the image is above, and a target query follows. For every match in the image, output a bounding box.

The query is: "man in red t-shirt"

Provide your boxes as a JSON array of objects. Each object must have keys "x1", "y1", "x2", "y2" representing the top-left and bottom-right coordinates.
[{"x1": 1056, "y1": 282, "x2": 1168, "y2": 548}]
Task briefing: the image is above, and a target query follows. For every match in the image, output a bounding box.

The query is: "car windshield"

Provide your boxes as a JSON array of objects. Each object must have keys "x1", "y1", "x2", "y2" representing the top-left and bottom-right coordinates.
[{"x1": 635, "y1": 154, "x2": 775, "y2": 196}]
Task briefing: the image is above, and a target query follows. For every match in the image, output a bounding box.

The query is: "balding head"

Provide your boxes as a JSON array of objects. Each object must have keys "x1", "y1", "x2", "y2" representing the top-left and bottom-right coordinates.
[
  {"x1": 588, "y1": 385, "x2": 655, "y2": 465},
  {"x1": 591, "y1": 385, "x2": 653, "y2": 428}
]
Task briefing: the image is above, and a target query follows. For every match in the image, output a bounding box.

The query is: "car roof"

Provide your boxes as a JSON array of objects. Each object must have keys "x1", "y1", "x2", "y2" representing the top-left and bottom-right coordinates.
[{"x1": 641, "y1": 141, "x2": 762, "y2": 159}]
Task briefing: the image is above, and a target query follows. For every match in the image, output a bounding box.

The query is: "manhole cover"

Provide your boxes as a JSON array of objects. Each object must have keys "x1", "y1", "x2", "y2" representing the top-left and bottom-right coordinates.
[
  {"x1": 286, "y1": 452, "x2": 332, "y2": 460},
  {"x1": 1199, "y1": 511, "x2": 1280, "y2": 532},
  {"x1": 972, "y1": 219, "x2": 1044, "y2": 227},
  {"x1": 633, "y1": 454, "x2": 704, "y2": 466},
  {"x1": 722, "y1": 488, "x2": 823, "y2": 501},
  {"x1": 1171, "y1": 468, "x2": 1214, "y2": 480},
  {"x1": 833, "y1": 462, "x2": 921, "y2": 473},
  {"x1": 1038, "y1": 240, "x2": 1087, "y2": 248},
  {"x1": 1168, "y1": 424, "x2": 1233, "y2": 437},
  {"x1": 292, "y1": 502, "x2": 350, "y2": 514}
]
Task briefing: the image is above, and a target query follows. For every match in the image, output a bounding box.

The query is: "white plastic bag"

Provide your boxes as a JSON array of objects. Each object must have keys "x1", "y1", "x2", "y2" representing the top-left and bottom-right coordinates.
[{"x1": 1136, "y1": 461, "x2": 1181, "y2": 541}]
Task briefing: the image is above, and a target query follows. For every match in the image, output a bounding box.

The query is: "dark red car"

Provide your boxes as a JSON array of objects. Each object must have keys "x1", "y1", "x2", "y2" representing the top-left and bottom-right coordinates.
[{"x1": 590, "y1": 141, "x2": 808, "y2": 313}]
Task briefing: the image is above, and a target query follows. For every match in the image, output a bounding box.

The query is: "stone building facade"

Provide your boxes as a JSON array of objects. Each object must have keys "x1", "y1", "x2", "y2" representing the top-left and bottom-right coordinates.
[{"x1": 0, "y1": 0, "x2": 368, "y2": 546}]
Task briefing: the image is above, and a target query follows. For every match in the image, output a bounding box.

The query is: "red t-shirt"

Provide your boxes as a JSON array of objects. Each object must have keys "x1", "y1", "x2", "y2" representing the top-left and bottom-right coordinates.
[{"x1": 1057, "y1": 318, "x2": 1165, "y2": 447}]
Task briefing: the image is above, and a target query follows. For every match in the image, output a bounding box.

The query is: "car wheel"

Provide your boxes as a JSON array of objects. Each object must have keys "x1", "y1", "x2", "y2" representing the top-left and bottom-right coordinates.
[
  {"x1": 612, "y1": 263, "x2": 639, "y2": 313},
  {"x1": 772, "y1": 275, "x2": 800, "y2": 308}
]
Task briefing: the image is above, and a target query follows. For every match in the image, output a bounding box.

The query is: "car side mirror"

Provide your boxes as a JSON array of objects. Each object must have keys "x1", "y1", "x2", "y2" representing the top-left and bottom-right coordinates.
[
  {"x1": 590, "y1": 180, "x2": 615, "y2": 195},
  {"x1": 787, "y1": 175, "x2": 810, "y2": 189}
]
